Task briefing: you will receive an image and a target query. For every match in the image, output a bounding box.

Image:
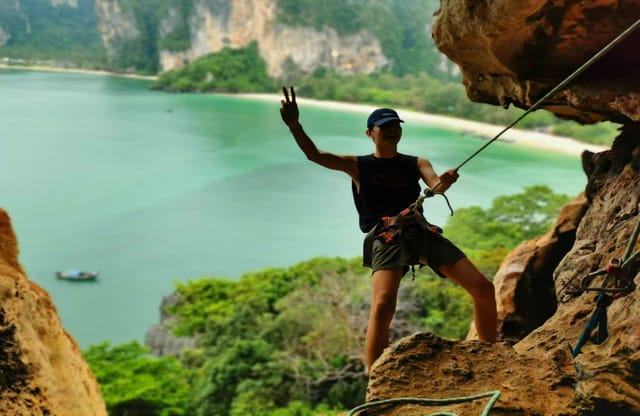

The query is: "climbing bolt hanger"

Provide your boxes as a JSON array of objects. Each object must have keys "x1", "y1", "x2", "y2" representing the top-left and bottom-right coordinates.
[
  {"x1": 568, "y1": 205, "x2": 640, "y2": 357},
  {"x1": 559, "y1": 205, "x2": 640, "y2": 303}
]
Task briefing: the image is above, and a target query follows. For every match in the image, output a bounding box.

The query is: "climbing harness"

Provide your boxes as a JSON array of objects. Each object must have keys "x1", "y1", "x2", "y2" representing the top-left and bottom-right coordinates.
[
  {"x1": 410, "y1": 18, "x2": 640, "y2": 217},
  {"x1": 347, "y1": 390, "x2": 501, "y2": 416},
  {"x1": 377, "y1": 207, "x2": 443, "y2": 244},
  {"x1": 566, "y1": 208, "x2": 640, "y2": 357},
  {"x1": 368, "y1": 207, "x2": 444, "y2": 279}
]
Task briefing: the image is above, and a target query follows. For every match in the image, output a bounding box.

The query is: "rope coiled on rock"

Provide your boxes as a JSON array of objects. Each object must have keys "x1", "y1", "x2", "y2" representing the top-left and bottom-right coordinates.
[{"x1": 347, "y1": 390, "x2": 501, "y2": 416}]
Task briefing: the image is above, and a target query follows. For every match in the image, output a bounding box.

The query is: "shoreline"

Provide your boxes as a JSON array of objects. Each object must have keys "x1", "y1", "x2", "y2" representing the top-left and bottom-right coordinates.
[
  {"x1": 237, "y1": 93, "x2": 609, "y2": 156},
  {"x1": 0, "y1": 63, "x2": 158, "y2": 81},
  {"x1": 0, "y1": 65, "x2": 608, "y2": 155}
]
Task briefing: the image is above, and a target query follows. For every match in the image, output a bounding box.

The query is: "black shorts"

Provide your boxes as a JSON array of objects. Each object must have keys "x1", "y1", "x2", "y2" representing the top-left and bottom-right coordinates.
[{"x1": 363, "y1": 224, "x2": 466, "y2": 278}]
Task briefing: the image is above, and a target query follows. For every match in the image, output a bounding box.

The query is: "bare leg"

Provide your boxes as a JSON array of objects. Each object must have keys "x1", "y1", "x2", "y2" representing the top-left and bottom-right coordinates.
[
  {"x1": 440, "y1": 258, "x2": 497, "y2": 342},
  {"x1": 365, "y1": 268, "x2": 404, "y2": 369}
]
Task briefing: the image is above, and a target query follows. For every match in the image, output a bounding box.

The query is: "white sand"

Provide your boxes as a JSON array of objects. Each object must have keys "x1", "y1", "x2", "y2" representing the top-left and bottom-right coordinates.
[
  {"x1": 0, "y1": 63, "x2": 158, "y2": 81},
  {"x1": 240, "y1": 93, "x2": 609, "y2": 156}
]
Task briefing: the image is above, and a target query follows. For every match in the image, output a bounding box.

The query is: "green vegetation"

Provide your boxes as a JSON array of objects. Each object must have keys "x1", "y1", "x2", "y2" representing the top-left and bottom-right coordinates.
[
  {"x1": 444, "y1": 185, "x2": 571, "y2": 276},
  {"x1": 152, "y1": 42, "x2": 273, "y2": 92},
  {"x1": 84, "y1": 185, "x2": 570, "y2": 415},
  {"x1": 107, "y1": 0, "x2": 196, "y2": 73},
  {"x1": 550, "y1": 121, "x2": 621, "y2": 145},
  {"x1": 83, "y1": 342, "x2": 194, "y2": 415},
  {"x1": 157, "y1": 1, "x2": 194, "y2": 51},
  {"x1": 0, "y1": 0, "x2": 106, "y2": 67},
  {"x1": 289, "y1": 71, "x2": 620, "y2": 145},
  {"x1": 275, "y1": 0, "x2": 442, "y2": 77},
  {"x1": 154, "y1": 51, "x2": 618, "y2": 146},
  {"x1": 108, "y1": 0, "x2": 162, "y2": 75}
]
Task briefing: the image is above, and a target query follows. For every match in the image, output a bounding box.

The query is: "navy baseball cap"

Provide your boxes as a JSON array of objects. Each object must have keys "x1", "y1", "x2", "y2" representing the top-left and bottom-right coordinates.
[{"x1": 367, "y1": 108, "x2": 404, "y2": 129}]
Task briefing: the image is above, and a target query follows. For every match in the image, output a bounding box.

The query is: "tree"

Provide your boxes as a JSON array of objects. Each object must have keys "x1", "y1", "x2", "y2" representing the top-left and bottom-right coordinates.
[
  {"x1": 443, "y1": 185, "x2": 571, "y2": 276},
  {"x1": 445, "y1": 185, "x2": 570, "y2": 251},
  {"x1": 83, "y1": 341, "x2": 194, "y2": 416}
]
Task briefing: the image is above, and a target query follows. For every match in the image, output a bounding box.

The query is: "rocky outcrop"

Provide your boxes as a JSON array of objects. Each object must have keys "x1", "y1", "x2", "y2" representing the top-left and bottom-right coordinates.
[
  {"x1": 145, "y1": 292, "x2": 197, "y2": 357},
  {"x1": 364, "y1": 3, "x2": 640, "y2": 415},
  {"x1": 467, "y1": 193, "x2": 589, "y2": 343},
  {"x1": 432, "y1": 0, "x2": 640, "y2": 125},
  {"x1": 0, "y1": 209, "x2": 106, "y2": 416},
  {"x1": 368, "y1": 334, "x2": 576, "y2": 416}
]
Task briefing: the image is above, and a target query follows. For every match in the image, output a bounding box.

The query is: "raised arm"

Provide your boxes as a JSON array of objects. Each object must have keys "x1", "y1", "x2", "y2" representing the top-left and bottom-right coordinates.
[
  {"x1": 280, "y1": 86, "x2": 358, "y2": 181},
  {"x1": 417, "y1": 157, "x2": 458, "y2": 193}
]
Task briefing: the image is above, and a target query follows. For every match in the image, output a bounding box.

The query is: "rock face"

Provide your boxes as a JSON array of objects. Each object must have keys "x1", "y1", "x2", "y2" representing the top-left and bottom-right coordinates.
[
  {"x1": 432, "y1": 0, "x2": 640, "y2": 124},
  {"x1": 96, "y1": 0, "x2": 388, "y2": 77},
  {"x1": 368, "y1": 334, "x2": 576, "y2": 416},
  {"x1": 95, "y1": 0, "x2": 140, "y2": 67},
  {"x1": 159, "y1": 0, "x2": 387, "y2": 77},
  {"x1": 365, "y1": 3, "x2": 640, "y2": 415},
  {"x1": 145, "y1": 292, "x2": 197, "y2": 357},
  {"x1": 0, "y1": 209, "x2": 106, "y2": 416}
]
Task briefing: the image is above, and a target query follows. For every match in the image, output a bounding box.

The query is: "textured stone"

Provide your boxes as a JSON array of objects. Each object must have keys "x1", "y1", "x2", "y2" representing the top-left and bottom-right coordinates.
[
  {"x1": 96, "y1": 0, "x2": 388, "y2": 77},
  {"x1": 432, "y1": 0, "x2": 640, "y2": 124},
  {"x1": 0, "y1": 209, "x2": 106, "y2": 416},
  {"x1": 145, "y1": 292, "x2": 197, "y2": 357},
  {"x1": 367, "y1": 333, "x2": 576, "y2": 416}
]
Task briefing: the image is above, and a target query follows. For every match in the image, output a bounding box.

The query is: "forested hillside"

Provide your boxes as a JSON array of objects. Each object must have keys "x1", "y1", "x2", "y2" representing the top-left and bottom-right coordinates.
[{"x1": 0, "y1": 0, "x2": 105, "y2": 65}]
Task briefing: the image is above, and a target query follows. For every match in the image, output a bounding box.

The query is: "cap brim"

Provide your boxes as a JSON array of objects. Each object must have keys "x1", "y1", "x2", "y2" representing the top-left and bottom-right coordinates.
[{"x1": 372, "y1": 117, "x2": 404, "y2": 126}]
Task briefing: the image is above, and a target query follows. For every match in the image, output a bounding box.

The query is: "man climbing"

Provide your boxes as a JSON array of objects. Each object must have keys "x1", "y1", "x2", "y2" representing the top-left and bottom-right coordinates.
[{"x1": 280, "y1": 86, "x2": 497, "y2": 370}]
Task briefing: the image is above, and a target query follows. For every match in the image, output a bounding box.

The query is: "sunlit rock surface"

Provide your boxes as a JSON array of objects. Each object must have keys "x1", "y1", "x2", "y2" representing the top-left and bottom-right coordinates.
[
  {"x1": 0, "y1": 209, "x2": 106, "y2": 416},
  {"x1": 432, "y1": 0, "x2": 640, "y2": 124}
]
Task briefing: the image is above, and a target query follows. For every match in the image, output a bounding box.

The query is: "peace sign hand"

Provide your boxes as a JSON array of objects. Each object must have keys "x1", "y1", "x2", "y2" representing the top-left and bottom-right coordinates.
[{"x1": 280, "y1": 86, "x2": 300, "y2": 128}]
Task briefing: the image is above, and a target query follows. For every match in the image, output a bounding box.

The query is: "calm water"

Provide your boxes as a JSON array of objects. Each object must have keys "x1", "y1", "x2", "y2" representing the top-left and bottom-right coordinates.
[{"x1": 1, "y1": 70, "x2": 589, "y2": 348}]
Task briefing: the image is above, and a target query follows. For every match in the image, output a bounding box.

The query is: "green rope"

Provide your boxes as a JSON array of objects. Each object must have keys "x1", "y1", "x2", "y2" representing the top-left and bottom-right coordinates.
[
  {"x1": 347, "y1": 390, "x2": 501, "y2": 416},
  {"x1": 622, "y1": 206, "x2": 640, "y2": 262}
]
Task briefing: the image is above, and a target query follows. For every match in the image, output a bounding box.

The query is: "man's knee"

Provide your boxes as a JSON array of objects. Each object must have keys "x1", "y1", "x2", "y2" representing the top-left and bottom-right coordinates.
[{"x1": 371, "y1": 293, "x2": 397, "y2": 321}]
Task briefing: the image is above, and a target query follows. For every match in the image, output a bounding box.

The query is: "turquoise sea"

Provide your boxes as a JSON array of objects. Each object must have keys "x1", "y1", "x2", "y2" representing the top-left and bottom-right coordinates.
[{"x1": 0, "y1": 70, "x2": 590, "y2": 348}]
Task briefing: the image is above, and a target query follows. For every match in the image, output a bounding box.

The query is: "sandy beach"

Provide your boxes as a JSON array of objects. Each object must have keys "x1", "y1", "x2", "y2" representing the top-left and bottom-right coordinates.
[
  {"x1": 0, "y1": 64, "x2": 608, "y2": 156},
  {"x1": 0, "y1": 63, "x2": 158, "y2": 81},
  {"x1": 239, "y1": 93, "x2": 609, "y2": 156}
]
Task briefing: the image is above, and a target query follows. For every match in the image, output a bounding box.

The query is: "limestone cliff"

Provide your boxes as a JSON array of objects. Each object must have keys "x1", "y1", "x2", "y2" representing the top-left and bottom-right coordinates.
[
  {"x1": 95, "y1": 0, "x2": 388, "y2": 76},
  {"x1": 0, "y1": 210, "x2": 106, "y2": 416},
  {"x1": 364, "y1": 2, "x2": 640, "y2": 415},
  {"x1": 95, "y1": 0, "x2": 140, "y2": 66}
]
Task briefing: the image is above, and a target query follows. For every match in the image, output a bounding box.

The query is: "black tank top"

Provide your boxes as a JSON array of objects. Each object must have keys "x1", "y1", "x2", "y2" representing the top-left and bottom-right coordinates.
[{"x1": 352, "y1": 153, "x2": 421, "y2": 232}]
